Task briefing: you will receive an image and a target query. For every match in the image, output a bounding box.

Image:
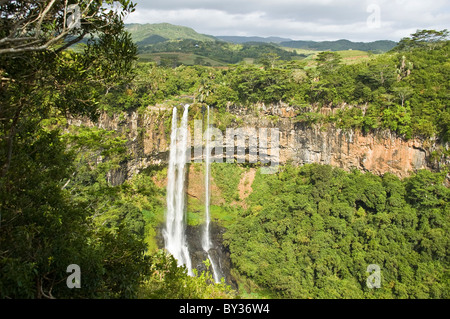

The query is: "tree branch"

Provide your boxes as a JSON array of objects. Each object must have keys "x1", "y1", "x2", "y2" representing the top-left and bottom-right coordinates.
[
  {"x1": 54, "y1": 30, "x2": 88, "y2": 54},
  {"x1": 0, "y1": 1, "x2": 73, "y2": 54},
  {"x1": 36, "y1": 0, "x2": 57, "y2": 38}
]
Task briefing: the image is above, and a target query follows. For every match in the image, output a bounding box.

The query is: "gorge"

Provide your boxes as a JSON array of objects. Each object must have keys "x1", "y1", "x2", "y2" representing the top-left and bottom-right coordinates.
[
  {"x1": 202, "y1": 105, "x2": 223, "y2": 283},
  {"x1": 2, "y1": 1, "x2": 448, "y2": 298},
  {"x1": 66, "y1": 102, "x2": 448, "y2": 287},
  {"x1": 68, "y1": 103, "x2": 447, "y2": 182}
]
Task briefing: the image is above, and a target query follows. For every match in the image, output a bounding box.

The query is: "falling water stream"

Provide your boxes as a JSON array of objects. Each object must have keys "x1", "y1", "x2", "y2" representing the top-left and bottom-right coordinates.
[
  {"x1": 164, "y1": 104, "x2": 222, "y2": 282},
  {"x1": 163, "y1": 105, "x2": 193, "y2": 276},
  {"x1": 202, "y1": 106, "x2": 222, "y2": 283}
]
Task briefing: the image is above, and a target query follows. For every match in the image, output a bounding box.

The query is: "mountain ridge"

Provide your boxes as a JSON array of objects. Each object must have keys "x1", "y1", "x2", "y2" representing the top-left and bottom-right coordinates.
[
  {"x1": 216, "y1": 35, "x2": 292, "y2": 44},
  {"x1": 125, "y1": 22, "x2": 398, "y2": 52},
  {"x1": 280, "y1": 39, "x2": 397, "y2": 52},
  {"x1": 125, "y1": 23, "x2": 216, "y2": 43}
]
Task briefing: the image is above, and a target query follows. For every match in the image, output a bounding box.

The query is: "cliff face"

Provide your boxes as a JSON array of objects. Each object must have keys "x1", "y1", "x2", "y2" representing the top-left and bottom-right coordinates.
[
  {"x1": 68, "y1": 104, "x2": 445, "y2": 180},
  {"x1": 224, "y1": 104, "x2": 434, "y2": 178},
  {"x1": 68, "y1": 104, "x2": 446, "y2": 285}
]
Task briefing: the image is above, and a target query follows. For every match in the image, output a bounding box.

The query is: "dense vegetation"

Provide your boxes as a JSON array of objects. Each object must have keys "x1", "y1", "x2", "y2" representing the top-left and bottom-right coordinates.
[
  {"x1": 280, "y1": 39, "x2": 397, "y2": 53},
  {"x1": 138, "y1": 39, "x2": 305, "y2": 65},
  {"x1": 0, "y1": 0, "x2": 234, "y2": 299},
  {"x1": 0, "y1": 0, "x2": 448, "y2": 299},
  {"x1": 224, "y1": 164, "x2": 449, "y2": 298},
  {"x1": 104, "y1": 29, "x2": 449, "y2": 142}
]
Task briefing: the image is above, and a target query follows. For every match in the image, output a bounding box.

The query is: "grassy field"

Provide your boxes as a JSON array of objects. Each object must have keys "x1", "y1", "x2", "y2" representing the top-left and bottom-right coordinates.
[
  {"x1": 283, "y1": 48, "x2": 373, "y2": 67},
  {"x1": 138, "y1": 47, "x2": 373, "y2": 67},
  {"x1": 138, "y1": 52, "x2": 227, "y2": 67},
  {"x1": 336, "y1": 49, "x2": 372, "y2": 64}
]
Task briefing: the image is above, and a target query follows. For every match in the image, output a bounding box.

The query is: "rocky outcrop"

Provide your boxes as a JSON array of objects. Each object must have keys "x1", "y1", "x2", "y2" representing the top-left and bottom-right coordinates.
[
  {"x1": 67, "y1": 103, "x2": 446, "y2": 180},
  {"x1": 155, "y1": 221, "x2": 236, "y2": 288},
  {"x1": 283, "y1": 124, "x2": 429, "y2": 178},
  {"x1": 185, "y1": 223, "x2": 236, "y2": 288},
  {"x1": 68, "y1": 103, "x2": 447, "y2": 287}
]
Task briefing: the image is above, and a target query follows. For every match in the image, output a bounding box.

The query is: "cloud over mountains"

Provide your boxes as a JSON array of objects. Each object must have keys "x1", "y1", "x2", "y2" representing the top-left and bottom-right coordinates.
[{"x1": 125, "y1": 0, "x2": 450, "y2": 41}]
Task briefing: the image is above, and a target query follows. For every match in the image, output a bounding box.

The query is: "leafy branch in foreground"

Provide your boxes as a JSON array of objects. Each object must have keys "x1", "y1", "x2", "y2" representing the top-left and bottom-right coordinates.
[{"x1": 0, "y1": 0, "x2": 136, "y2": 55}]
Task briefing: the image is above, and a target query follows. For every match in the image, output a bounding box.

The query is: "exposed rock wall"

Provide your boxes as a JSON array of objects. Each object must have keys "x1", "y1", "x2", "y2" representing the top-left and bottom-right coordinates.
[
  {"x1": 224, "y1": 104, "x2": 434, "y2": 178},
  {"x1": 67, "y1": 103, "x2": 445, "y2": 180},
  {"x1": 68, "y1": 104, "x2": 446, "y2": 286},
  {"x1": 282, "y1": 124, "x2": 428, "y2": 178}
]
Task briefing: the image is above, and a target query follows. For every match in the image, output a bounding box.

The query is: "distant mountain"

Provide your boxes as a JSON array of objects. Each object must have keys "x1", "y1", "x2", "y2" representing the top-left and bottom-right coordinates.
[
  {"x1": 280, "y1": 39, "x2": 397, "y2": 52},
  {"x1": 139, "y1": 39, "x2": 306, "y2": 65},
  {"x1": 124, "y1": 23, "x2": 397, "y2": 53},
  {"x1": 122, "y1": 23, "x2": 399, "y2": 66},
  {"x1": 125, "y1": 23, "x2": 216, "y2": 44},
  {"x1": 217, "y1": 36, "x2": 293, "y2": 44}
]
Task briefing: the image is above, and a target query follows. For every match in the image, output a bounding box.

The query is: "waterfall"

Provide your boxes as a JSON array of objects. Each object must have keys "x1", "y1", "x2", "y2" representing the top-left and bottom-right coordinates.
[
  {"x1": 164, "y1": 105, "x2": 193, "y2": 276},
  {"x1": 164, "y1": 104, "x2": 223, "y2": 282},
  {"x1": 202, "y1": 106, "x2": 223, "y2": 283}
]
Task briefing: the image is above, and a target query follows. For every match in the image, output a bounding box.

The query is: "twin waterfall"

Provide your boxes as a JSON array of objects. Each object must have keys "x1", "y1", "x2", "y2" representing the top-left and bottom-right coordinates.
[
  {"x1": 163, "y1": 105, "x2": 193, "y2": 276},
  {"x1": 163, "y1": 104, "x2": 222, "y2": 283}
]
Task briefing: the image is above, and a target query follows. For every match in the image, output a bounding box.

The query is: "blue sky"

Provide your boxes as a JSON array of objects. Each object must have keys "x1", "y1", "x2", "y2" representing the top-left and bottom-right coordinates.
[{"x1": 124, "y1": 0, "x2": 450, "y2": 41}]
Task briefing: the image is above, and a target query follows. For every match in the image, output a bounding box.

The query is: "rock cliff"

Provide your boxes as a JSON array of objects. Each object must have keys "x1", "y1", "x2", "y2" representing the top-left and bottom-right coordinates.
[
  {"x1": 67, "y1": 103, "x2": 447, "y2": 284},
  {"x1": 68, "y1": 103, "x2": 446, "y2": 180}
]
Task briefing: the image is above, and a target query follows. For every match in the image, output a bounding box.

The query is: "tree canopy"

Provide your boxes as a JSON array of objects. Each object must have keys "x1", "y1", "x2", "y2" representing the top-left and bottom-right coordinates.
[
  {"x1": 0, "y1": 0, "x2": 235, "y2": 299},
  {"x1": 0, "y1": 18, "x2": 448, "y2": 300},
  {"x1": 224, "y1": 165, "x2": 449, "y2": 298}
]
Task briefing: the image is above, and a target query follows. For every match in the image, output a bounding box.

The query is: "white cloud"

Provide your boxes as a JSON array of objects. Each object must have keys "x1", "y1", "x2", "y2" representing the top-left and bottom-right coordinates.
[{"x1": 125, "y1": 0, "x2": 450, "y2": 41}]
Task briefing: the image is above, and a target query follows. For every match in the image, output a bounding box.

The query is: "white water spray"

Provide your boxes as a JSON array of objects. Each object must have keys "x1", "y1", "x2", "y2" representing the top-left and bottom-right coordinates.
[
  {"x1": 202, "y1": 106, "x2": 222, "y2": 283},
  {"x1": 164, "y1": 105, "x2": 193, "y2": 276}
]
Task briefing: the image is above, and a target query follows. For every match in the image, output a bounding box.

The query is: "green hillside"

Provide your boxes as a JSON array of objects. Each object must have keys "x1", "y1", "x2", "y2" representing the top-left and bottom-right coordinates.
[
  {"x1": 138, "y1": 39, "x2": 307, "y2": 65},
  {"x1": 281, "y1": 39, "x2": 397, "y2": 52},
  {"x1": 125, "y1": 23, "x2": 216, "y2": 44},
  {"x1": 2, "y1": 2, "x2": 449, "y2": 301},
  {"x1": 124, "y1": 23, "x2": 397, "y2": 66}
]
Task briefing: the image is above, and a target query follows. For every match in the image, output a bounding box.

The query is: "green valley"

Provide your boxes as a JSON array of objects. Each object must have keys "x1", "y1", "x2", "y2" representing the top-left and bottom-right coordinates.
[
  {"x1": 124, "y1": 23, "x2": 395, "y2": 66},
  {"x1": 0, "y1": 0, "x2": 448, "y2": 302}
]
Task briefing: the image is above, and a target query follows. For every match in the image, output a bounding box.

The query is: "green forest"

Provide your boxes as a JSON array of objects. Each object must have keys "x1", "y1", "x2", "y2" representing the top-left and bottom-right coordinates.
[
  {"x1": 0, "y1": 1, "x2": 449, "y2": 299},
  {"x1": 105, "y1": 30, "x2": 450, "y2": 142},
  {"x1": 224, "y1": 165, "x2": 449, "y2": 298}
]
